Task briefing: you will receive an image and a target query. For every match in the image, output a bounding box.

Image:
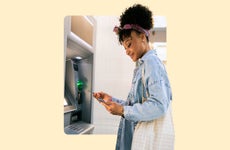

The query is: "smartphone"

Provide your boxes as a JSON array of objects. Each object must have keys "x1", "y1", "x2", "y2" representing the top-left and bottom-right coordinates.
[
  {"x1": 90, "y1": 91, "x2": 106, "y2": 103},
  {"x1": 97, "y1": 97, "x2": 106, "y2": 103}
]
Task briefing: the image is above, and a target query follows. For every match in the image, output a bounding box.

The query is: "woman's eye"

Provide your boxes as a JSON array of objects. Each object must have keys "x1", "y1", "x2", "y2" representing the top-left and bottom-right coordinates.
[{"x1": 127, "y1": 43, "x2": 131, "y2": 48}]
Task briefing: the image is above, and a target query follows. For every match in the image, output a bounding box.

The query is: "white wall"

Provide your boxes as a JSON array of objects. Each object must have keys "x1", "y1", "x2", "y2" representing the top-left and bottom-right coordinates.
[{"x1": 92, "y1": 16, "x2": 135, "y2": 134}]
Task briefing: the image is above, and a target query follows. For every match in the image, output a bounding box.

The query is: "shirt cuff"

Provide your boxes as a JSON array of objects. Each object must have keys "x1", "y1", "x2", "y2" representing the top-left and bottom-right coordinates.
[
  {"x1": 123, "y1": 106, "x2": 131, "y2": 119},
  {"x1": 111, "y1": 97, "x2": 127, "y2": 106}
]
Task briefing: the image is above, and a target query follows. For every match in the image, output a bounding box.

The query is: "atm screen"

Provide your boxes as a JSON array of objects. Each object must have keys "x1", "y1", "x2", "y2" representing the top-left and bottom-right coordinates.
[
  {"x1": 64, "y1": 98, "x2": 68, "y2": 106},
  {"x1": 64, "y1": 59, "x2": 81, "y2": 107}
]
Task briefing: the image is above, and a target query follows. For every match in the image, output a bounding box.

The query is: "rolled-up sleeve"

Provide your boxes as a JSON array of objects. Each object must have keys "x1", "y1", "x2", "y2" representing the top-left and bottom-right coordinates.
[
  {"x1": 112, "y1": 97, "x2": 129, "y2": 106},
  {"x1": 123, "y1": 58, "x2": 171, "y2": 122}
]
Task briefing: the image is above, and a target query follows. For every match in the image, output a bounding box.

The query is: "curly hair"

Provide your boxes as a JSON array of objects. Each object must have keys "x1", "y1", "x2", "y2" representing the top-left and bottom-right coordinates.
[{"x1": 118, "y1": 4, "x2": 153, "y2": 43}]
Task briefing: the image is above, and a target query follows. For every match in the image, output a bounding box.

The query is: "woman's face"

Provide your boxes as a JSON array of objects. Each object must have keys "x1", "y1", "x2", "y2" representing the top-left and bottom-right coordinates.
[{"x1": 121, "y1": 31, "x2": 147, "y2": 62}]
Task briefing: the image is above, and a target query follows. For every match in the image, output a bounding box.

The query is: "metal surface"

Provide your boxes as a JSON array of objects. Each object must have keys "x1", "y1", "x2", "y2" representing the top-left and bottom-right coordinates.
[{"x1": 64, "y1": 121, "x2": 94, "y2": 134}]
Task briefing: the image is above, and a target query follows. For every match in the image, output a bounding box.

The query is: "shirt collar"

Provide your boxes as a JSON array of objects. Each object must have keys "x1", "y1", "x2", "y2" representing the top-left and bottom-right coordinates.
[{"x1": 137, "y1": 49, "x2": 157, "y2": 66}]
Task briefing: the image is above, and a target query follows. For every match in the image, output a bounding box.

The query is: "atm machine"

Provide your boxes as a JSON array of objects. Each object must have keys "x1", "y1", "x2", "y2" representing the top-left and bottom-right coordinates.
[{"x1": 64, "y1": 16, "x2": 95, "y2": 134}]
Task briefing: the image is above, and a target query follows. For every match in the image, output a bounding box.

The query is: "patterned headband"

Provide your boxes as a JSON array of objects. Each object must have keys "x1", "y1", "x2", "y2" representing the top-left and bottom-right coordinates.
[{"x1": 113, "y1": 24, "x2": 150, "y2": 37}]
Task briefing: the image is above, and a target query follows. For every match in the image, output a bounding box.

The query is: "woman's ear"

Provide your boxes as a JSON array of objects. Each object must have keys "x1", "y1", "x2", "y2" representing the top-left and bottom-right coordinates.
[{"x1": 140, "y1": 33, "x2": 146, "y2": 42}]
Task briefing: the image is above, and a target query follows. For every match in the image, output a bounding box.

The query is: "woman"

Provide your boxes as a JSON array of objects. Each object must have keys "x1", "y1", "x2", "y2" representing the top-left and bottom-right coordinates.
[{"x1": 93, "y1": 4, "x2": 173, "y2": 150}]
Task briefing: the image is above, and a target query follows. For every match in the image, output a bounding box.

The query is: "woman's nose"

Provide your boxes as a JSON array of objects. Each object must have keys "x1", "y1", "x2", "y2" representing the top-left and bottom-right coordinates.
[{"x1": 125, "y1": 49, "x2": 130, "y2": 55}]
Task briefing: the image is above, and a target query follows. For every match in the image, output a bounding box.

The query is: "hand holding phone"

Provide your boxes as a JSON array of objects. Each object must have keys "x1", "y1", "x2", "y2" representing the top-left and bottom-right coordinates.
[
  {"x1": 92, "y1": 91, "x2": 111, "y2": 104},
  {"x1": 97, "y1": 97, "x2": 106, "y2": 103}
]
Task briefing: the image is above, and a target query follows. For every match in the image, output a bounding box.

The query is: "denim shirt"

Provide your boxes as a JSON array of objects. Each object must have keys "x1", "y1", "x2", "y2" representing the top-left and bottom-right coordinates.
[{"x1": 112, "y1": 50, "x2": 172, "y2": 150}]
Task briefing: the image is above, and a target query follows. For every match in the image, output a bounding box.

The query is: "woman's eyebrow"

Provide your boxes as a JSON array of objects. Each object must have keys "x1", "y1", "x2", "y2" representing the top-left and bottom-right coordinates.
[{"x1": 122, "y1": 37, "x2": 132, "y2": 44}]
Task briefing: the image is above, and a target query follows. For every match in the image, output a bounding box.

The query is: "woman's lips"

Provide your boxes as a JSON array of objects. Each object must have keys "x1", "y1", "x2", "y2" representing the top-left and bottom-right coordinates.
[{"x1": 127, "y1": 52, "x2": 135, "y2": 61}]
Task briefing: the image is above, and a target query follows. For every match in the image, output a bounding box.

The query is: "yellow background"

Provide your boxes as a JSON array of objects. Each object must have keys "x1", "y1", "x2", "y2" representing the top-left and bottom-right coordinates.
[{"x1": 1, "y1": 0, "x2": 230, "y2": 149}]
